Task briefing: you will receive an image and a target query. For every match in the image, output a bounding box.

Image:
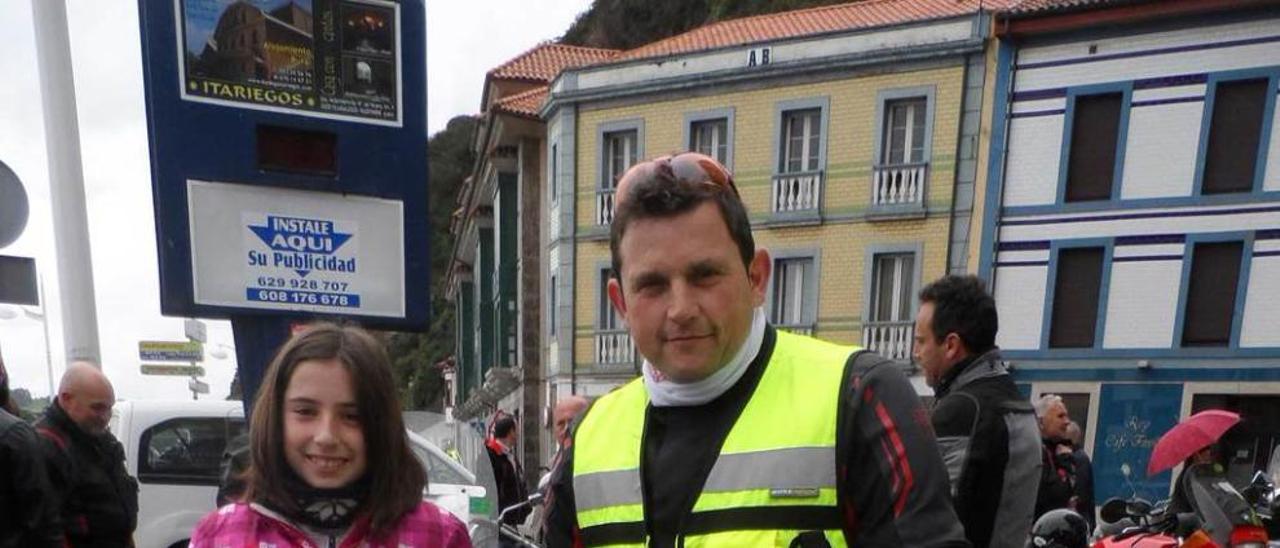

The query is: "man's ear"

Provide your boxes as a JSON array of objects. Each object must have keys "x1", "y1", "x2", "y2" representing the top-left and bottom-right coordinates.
[
  {"x1": 944, "y1": 332, "x2": 967, "y2": 362},
  {"x1": 607, "y1": 276, "x2": 627, "y2": 318},
  {"x1": 748, "y1": 248, "x2": 771, "y2": 307}
]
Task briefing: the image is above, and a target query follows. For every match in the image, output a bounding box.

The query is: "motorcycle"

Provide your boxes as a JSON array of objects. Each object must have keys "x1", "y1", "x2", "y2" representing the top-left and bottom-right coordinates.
[
  {"x1": 1093, "y1": 497, "x2": 1205, "y2": 548},
  {"x1": 1091, "y1": 461, "x2": 1269, "y2": 548},
  {"x1": 1239, "y1": 471, "x2": 1280, "y2": 545},
  {"x1": 1180, "y1": 465, "x2": 1268, "y2": 547}
]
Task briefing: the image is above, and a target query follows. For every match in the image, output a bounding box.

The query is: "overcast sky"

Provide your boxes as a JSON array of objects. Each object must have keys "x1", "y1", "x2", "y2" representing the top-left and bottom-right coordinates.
[{"x1": 0, "y1": 0, "x2": 591, "y2": 400}]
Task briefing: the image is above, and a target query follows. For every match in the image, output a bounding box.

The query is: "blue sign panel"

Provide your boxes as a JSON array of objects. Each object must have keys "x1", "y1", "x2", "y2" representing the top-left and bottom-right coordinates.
[
  {"x1": 1092, "y1": 383, "x2": 1183, "y2": 504},
  {"x1": 137, "y1": 0, "x2": 428, "y2": 330}
]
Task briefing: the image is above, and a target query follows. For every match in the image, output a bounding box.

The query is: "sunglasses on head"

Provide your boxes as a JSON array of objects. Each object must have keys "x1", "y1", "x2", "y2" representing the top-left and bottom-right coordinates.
[{"x1": 615, "y1": 152, "x2": 740, "y2": 202}]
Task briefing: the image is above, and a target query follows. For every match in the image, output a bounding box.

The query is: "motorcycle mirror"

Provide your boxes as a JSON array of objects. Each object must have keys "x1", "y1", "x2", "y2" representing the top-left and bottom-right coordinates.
[
  {"x1": 1127, "y1": 499, "x2": 1152, "y2": 516},
  {"x1": 1249, "y1": 470, "x2": 1269, "y2": 487},
  {"x1": 1100, "y1": 498, "x2": 1129, "y2": 523}
]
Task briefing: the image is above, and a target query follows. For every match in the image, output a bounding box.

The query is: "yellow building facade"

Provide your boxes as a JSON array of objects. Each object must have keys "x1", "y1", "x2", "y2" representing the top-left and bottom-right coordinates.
[{"x1": 542, "y1": 6, "x2": 998, "y2": 397}]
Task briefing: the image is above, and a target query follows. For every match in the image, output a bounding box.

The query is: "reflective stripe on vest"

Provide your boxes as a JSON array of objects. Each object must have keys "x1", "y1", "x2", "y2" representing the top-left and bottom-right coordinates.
[{"x1": 572, "y1": 330, "x2": 856, "y2": 547}]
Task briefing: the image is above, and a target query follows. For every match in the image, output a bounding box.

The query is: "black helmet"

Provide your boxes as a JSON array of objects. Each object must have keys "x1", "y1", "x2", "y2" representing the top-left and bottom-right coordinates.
[{"x1": 1028, "y1": 509, "x2": 1090, "y2": 548}]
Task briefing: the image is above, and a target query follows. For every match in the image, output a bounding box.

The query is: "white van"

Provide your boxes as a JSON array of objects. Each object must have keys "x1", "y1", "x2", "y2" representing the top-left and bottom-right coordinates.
[{"x1": 111, "y1": 400, "x2": 488, "y2": 548}]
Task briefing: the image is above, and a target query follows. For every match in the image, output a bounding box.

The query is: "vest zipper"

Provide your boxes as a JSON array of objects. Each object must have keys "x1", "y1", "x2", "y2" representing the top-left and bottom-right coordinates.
[{"x1": 639, "y1": 404, "x2": 653, "y2": 545}]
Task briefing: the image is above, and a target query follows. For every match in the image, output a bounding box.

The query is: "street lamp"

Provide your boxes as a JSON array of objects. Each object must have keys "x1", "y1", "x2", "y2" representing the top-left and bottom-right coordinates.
[{"x1": 207, "y1": 342, "x2": 235, "y2": 361}]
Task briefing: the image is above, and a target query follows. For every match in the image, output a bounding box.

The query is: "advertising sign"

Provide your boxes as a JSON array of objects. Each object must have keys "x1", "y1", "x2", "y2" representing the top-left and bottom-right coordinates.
[
  {"x1": 1092, "y1": 383, "x2": 1183, "y2": 503},
  {"x1": 141, "y1": 364, "x2": 207, "y2": 376},
  {"x1": 176, "y1": 0, "x2": 402, "y2": 126},
  {"x1": 187, "y1": 179, "x2": 405, "y2": 317},
  {"x1": 140, "y1": 341, "x2": 205, "y2": 362}
]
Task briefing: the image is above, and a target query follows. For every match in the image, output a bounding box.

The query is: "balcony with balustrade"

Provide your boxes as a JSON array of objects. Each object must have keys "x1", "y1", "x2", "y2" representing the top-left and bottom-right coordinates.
[
  {"x1": 862, "y1": 320, "x2": 915, "y2": 363},
  {"x1": 595, "y1": 329, "x2": 636, "y2": 369},
  {"x1": 869, "y1": 163, "x2": 927, "y2": 219},
  {"x1": 596, "y1": 188, "x2": 617, "y2": 226},
  {"x1": 768, "y1": 170, "x2": 823, "y2": 223}
]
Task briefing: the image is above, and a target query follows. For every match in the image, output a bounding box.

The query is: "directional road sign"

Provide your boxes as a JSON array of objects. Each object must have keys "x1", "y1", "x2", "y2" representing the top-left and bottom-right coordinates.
[
  {"x1": 139, "y1": 341, "x2": 203, "y2": 362},
  {"x1": 141, "y1": 364, "x2": 205, "y2": 377}
]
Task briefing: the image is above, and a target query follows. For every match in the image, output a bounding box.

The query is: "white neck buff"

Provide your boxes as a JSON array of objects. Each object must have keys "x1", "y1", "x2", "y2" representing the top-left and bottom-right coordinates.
[{"x1": 642, "y1": 307, "x2": 766, "y2": 407}]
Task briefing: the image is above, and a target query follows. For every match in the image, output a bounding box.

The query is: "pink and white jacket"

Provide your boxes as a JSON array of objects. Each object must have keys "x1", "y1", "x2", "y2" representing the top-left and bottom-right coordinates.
[{"x1": 189, "y1": 501, "x2": 471, "y2": 548}]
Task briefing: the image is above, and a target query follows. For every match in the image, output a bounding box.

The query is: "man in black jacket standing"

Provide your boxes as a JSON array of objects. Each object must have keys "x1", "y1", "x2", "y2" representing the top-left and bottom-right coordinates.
[
  {"x1": 487, "y1": 415, "x2": 531, "y2": 532},
  {"x1": 35, "y1": 361, "x2": 138, "y2": 548},
  {"x1": 0, "y1": 355, "x2": 60, "y2": 548},
  {"x1": 916, "y1": 275, "x2": 1042, "y2": 548}
]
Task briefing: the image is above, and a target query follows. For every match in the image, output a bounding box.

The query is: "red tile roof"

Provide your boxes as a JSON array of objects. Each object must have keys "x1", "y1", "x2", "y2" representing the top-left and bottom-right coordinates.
[
  {"x1": 488, "y1": 43, "x2": 619, "y2": 83},
  {"x1": 617, "y1": 0, "x2": 1017, "y2": 62},
  {"x1": 492, "y1": 86, "x2": 548, "y2": 119},
  {"x1": 1002, "y1": 0, "x2": 1144, "y2": 15}
]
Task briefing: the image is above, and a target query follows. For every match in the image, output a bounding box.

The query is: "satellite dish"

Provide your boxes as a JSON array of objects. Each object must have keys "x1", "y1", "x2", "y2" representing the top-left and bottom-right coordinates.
[{"x1": 0, "y1": 159, "x2": 29, "y2": 249}]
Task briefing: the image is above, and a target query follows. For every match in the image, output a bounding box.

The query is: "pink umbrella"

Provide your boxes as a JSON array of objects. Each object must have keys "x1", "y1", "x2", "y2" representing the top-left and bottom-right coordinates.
[{"x1": 1147, "y1": 409, "x2": 1240, "y2": 476}]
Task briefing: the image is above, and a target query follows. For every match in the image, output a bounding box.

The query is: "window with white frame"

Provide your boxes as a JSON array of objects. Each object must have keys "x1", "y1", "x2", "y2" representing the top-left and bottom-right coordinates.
[
  {"x1": 780, "y1": 109, "x2": 821, "y2": 173},
  {"x1": 603, "y1": 130, "x2": 637, "y2": 190},
  {"x1": 882, "y1": 98, "x2": 927, "y2": 165},
  {"x1": 870, "y1": 253, "x2": 915, "y2": 323},
  {"x1": 771, "y1": 257, "x2": 814, "y2": 326},
  {"x1": 690, "y1": 118, "x2": 729, "y2": 166},
  {"x1": 598, "y1": 269, "x2": 623, "y2": 330}
]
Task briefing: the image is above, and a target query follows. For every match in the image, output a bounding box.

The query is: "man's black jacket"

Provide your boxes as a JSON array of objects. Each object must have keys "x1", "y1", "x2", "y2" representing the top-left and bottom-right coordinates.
[
  {"x1": 931, "y1": 350, "x2": 1042, "y2": 548},
  {"x1": 487, "y1": 440, "x2": 532, "y2": 526},
  {"x1": 1034, "y1": 439, "x2": 1076, "y2": 520},
  {"x1": 0, "y1": 409, "x2": 60, "y2": 548},
  {"x1": 35, "y1": 401, "x2": 138, "y2": 548}
]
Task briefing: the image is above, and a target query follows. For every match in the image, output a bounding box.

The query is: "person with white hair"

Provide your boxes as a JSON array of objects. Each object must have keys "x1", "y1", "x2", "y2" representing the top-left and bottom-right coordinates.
[{"x1": 1034, "y1": 394, "x2": 1076, "y2": 521}]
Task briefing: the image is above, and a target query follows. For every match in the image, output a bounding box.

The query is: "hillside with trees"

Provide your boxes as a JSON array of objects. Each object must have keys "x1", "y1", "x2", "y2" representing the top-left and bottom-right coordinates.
[{"x1": 387, "y1": 115, "x2": 476, "y2": 411}]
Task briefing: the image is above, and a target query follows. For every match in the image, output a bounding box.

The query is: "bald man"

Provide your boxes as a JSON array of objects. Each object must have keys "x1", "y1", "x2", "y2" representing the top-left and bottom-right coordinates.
[
  {"x1": 36, "y1": 362, "x2": 138, "y2": 547},
  {"x1": 552, "y1": 396, "x2": 589, "y2": 449}
]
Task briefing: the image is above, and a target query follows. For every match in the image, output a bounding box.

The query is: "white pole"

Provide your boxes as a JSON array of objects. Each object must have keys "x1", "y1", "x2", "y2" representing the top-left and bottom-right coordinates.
[
  {"x1": 38, "y1": 276, "x2": 55, "y2": 396},
  {"x1": 32, "y1": 0, "x2": 101, "y2": 364}
]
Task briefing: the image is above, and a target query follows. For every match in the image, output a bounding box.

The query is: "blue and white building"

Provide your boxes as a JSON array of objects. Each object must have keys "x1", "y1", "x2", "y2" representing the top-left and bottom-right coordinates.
[{"x1": 981, "y1": 0, "x2": 1280, "y2": 503}]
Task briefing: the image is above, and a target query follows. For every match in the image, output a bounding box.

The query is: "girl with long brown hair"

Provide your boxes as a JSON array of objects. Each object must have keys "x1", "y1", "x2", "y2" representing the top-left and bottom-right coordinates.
[{"x1": 190, "y1": 323, "x2": 470, "y2": 547}]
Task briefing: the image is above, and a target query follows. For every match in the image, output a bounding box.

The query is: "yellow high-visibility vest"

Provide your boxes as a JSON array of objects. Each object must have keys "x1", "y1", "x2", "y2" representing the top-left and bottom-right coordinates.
[{"x1": 572, "y1": 331, "x2": 855, "y2": 547}]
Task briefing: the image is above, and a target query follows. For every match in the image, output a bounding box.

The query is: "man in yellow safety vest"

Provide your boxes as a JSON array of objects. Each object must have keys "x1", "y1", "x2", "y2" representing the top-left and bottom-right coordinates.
[{"x1": 542, "y1": 153, "x2": 967, "y2": 547}]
